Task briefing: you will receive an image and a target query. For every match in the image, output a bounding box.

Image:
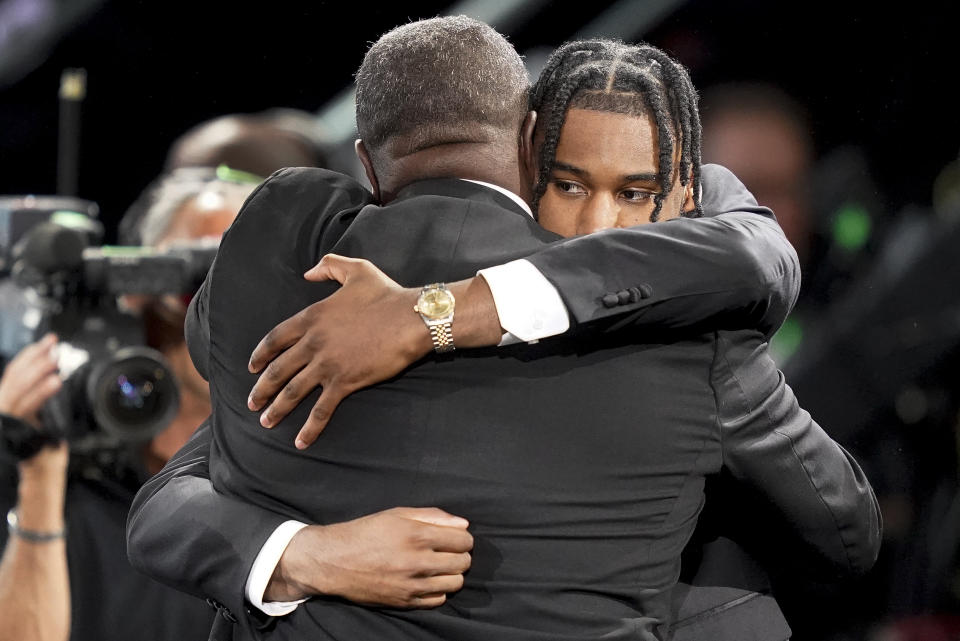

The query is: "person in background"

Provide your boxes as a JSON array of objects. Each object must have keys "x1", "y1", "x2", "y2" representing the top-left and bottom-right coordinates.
[
  {"x1": 700, "y1": 82, "x2": 814, "y2": 264},
  {"x1": 0, "y1": 170, "x2": 255, "y2": 641},
  {"x1": 165, "y1": 108, "x2": 330, "y2": 179}
]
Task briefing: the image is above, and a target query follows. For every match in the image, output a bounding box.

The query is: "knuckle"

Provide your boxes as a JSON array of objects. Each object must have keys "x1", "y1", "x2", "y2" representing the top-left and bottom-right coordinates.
[
  {"x1": 280, "y1": 382, "x2": 300, "y2": 400},
  {"x1": 405, "y1": 527, "x2": 427, "y2": 549},
  {"x1": 304, "y1": 333, "x2": 323, "y2": 350},
  {"x1": 309, "y1": 403, "x2": 330, "y2": 422},
  {"x1": 263, "y1": 362, "x2": 283, "y2": 383},
  {"x1": 260, "y1": 334, "x2": 277, "y2": 352},
  {"x1": 398, "y1": 553, "x2": 421, "y2": 575}
]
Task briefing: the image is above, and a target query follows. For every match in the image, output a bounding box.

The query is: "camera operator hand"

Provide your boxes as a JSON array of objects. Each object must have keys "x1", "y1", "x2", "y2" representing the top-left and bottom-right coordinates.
[
  {"x1": 0, "y1": 334, "x2": 67, "y2": 468},
  {"x1": 0, "y1": 333, "x2": 70, "y2": 641}
]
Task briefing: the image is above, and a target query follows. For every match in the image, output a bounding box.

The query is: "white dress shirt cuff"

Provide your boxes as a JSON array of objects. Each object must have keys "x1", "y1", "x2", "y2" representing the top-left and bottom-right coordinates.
[
  {"x1": 477, "y1": 259, "x2": 569, "y2": 344},
  {"x1": 245, "y1": 520, "x2": 309, "y2": 616}
]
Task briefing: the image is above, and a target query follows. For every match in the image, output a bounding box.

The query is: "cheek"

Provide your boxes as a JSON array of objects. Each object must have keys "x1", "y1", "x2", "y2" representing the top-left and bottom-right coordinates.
[
  {"x1": 656, "y1": 190, "x2": 685, "y2": 221},
  {"x1": 616, "y1": 209, "x2": 654, "y2": 227},
  {"x1": 537, "y1": 192, "x2": 579, "y2": 238}
]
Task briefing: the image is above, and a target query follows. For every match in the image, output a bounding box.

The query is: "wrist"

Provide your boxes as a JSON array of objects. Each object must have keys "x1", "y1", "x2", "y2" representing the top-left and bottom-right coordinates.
[
  {"x1": 15, "y1": 482, "x2": 66, "y2": 533},
  {"x1": 7, "y1": 508, "x2": 66, "y2": 543},
  {"x1": 402, "y1": 288, "x2": 437, "y2": 359},
  {"x1": 265, "y1": 525, "x2": 325, "y2": 602},
  {"x1": 18, "y1": 444, "x2": 69, "y2": 481},
  {"x1": 448, "y1": 276, "x2": 503, "y2": 348}
]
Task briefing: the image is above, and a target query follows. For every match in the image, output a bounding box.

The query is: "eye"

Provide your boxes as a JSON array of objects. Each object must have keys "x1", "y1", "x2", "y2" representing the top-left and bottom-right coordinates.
[
  {"x1": 621, "y1": 189, "x2": 656, "y2": 203},
  {"x1": 551, "y1": 180, "x2": 587, "y2": 196}
]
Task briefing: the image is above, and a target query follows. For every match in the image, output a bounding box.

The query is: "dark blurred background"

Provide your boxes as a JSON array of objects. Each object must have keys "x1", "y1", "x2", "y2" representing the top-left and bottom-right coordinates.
[
  {"x1": 2, "y1": 1, "x2": 960, "y2": 639},
  {"x1": 3, "y1": 0, "x2": 959, "y2": 230}
]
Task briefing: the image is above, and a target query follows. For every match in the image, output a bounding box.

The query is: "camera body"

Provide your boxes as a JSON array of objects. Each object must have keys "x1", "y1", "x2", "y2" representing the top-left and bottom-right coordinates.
[{"x1": 0, "y1": 197, "x2": 216, "y2": 451}]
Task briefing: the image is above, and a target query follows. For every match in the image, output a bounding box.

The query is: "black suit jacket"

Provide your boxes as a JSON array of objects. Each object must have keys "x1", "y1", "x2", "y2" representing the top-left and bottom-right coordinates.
[{"x1": 127, "y1": 166, "x2": 878, "y2": 640}]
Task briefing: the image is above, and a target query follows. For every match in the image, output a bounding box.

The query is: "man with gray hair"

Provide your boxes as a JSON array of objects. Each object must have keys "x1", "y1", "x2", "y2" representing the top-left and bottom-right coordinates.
[
  {"x1": 0, "y1": 168, "x2": 257, "y2": 641},
  {"x1": 353, "y1": 17, "x2": 529, "y2": 180},
  {"x1": 127, "y1": 15, "x2": 870, "y2": 641}
]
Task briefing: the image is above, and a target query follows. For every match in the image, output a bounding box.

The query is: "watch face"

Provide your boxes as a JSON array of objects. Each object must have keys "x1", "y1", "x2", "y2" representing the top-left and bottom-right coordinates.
[{"x1": 419, "y1": 288, "x2": 454, "y2": 319}]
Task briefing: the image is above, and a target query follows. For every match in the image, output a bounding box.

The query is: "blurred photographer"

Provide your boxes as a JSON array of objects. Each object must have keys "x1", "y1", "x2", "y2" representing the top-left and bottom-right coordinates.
[{"x1": 0, "y1": 169, "x2": 256, "y2": 641}]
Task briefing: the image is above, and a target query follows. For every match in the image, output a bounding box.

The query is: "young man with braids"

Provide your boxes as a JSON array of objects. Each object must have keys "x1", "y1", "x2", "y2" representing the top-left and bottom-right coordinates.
[
  {"x1": 527, "y1": 39, "x2": 704, "y2": 226},
  {"x1": 128, "y1": 19, "x2": 879, "y2": 641}
]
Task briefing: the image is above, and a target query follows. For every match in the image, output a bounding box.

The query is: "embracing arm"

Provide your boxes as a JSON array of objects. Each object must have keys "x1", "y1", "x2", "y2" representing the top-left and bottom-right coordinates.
[
  {"x1": 126, "y1": 419, "x2": 288, "y2": 622},
  {"x1": 247, "y1": 166, "x2": 801, "y2": 445},
  {"x1": 127, "y1": 420, "x2": 474, "y2": 624},
  {"x1": 712, "y1": 330, "x2": 882, "y2": 576},
  {"x1": 488, "y1": 163, "x2": 799, "y2": 341}
]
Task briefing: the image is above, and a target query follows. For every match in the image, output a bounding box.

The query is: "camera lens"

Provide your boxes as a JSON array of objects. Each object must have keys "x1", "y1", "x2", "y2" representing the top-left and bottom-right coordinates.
[{"x1": 86, "y1": 347, "x2": 179, "y2": 441}]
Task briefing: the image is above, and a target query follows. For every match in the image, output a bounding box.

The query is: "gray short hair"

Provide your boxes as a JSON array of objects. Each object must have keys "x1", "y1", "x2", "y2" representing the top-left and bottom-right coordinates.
[
  {"x1": 355, "y1": 16, "x2": 529, "y2": 158},
  {"x1": 121, "y1": 168, "x2": 255, "y2": 246}
]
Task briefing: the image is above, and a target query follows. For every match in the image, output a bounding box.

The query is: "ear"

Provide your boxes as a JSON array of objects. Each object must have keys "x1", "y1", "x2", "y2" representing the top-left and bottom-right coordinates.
[
  {"x1": 518, "y1": 110, "x2": 538, "y2": 204},
  {"x1": 355, "y1": 139, "x2": 380, "y2": 201}
]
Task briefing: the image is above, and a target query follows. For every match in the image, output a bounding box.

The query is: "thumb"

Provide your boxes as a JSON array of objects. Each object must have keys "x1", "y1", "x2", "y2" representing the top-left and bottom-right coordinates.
[
  {"x1": 399, "y1": 507, "x2": 470, "y2": 529},
  {"x1": 304, "y1": 253, "x2": 352, "y2": 283}
]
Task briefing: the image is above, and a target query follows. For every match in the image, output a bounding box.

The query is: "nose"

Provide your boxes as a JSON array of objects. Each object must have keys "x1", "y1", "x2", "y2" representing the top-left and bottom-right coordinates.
[{"x1": 577, "y1": 194, "x2": 619, "y2": 234}]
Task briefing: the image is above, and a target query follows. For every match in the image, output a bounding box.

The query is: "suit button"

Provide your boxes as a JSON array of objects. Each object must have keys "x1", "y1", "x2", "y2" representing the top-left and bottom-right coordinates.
[
  {"x1": 627, "y1": 287, "x2": 641, "y2": 303},
  {"x1": 638, "y1": 284, "x2": 653, "y2": 298},
  {"x1": 602, "y1": 293, "x2": 620, "y2": 308},
  {"x1": 617, "y1": 290, "x2": 631, "y2": 304}
]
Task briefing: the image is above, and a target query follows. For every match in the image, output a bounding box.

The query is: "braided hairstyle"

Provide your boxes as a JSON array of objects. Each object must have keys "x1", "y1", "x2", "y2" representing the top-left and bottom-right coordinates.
[{"x1": 530, "y1": 39, "x2": 703, "y2": 221}]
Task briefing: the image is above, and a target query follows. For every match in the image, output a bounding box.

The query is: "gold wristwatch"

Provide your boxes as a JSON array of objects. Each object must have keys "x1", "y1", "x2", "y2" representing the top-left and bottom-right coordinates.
[{"x1": 414, "y1": 283, "x2": 455, "y2": 353}]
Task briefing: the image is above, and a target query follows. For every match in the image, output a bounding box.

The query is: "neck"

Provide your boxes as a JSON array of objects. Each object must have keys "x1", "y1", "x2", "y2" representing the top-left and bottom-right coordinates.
[{"x1": 378, "y1": 141, "x2": 526, "y2": 203}]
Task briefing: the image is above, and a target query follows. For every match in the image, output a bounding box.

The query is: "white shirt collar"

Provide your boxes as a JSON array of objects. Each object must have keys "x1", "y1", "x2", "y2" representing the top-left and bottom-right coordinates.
[{"x1": 461, "y1": 179, "x2": 533, "y2": 218}]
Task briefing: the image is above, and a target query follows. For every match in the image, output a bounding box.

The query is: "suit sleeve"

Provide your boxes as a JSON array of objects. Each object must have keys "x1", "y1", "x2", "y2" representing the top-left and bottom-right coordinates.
[
  {"x1": 129, "y1": 168, "x2": 374, "y2": 624},
  {"x1": 711, "y1": 330, "x2": 882, "y2": 577},
  {"x1": 126, "y1": 418, "x2": 288, "y2": 624},
  {"x1": 523, "y1": 164, "x2": 801, "y2": 339},
  {"x1": 185, "y1": 280, "x2": 210, "y2": 381}
]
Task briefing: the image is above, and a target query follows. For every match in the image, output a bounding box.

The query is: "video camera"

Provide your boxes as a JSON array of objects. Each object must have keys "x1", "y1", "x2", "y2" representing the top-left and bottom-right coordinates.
[{"x1": 0, "y1": 196, "x2": 217, "y2": 451}]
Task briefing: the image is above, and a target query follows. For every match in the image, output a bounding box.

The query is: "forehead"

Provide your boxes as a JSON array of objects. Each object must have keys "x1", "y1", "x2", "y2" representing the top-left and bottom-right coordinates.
[
  {"x1": 554, "y1": 108, "x2": 658, "y2": 175},
  {"x1": 158, "y1": 193, "x2": 242, "y2": 245}
]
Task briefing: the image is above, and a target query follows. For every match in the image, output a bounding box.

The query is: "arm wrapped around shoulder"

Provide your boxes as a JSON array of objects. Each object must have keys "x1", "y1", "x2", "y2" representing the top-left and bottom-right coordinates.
[
  {"x1": 126, "y1": 420, "x2": 289, "y2": 622},
  {"x1": 524, "y1": 164, "x2": 801, "y2": 338},
  {"x1": 713, "y1": 330, "x2": 882, "y2": 577}
]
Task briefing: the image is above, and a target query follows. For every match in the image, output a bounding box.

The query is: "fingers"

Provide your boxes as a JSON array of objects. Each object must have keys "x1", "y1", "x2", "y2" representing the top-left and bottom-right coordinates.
[
  {"x1": 0, "y1": 334, "x2": 61, "y2": 417},
  {"x1": 17, "y1": 374, "x2": 63, "y2": 418},
  {"x1": 250, "y1": 359, "x2": 309, "y2": 415},
  {"x1": 303, "y1": 254, "x2": 368, "y2": 283},
  {"x1": 401, "y1": 519, "x2": 473, "y2": 553},
  {"x1": 19, "y1": 335, "x2": 60, "y2": 382},
  {"x1": 420, "y1": 573, "x2": 466, "y2": 595},
  {"x1": 394, "y1": 507, "x2": 469, "y2": 529},
  {"x1": 411, "y1": 594, "x2": 448, "y2": 609},
  {"x1": 247, "y1": 326, "x2": 310, "y2": 411},
  {"x1": 428, "y1": 551, "x2": 472, "y2": 576},
  {"x1": 386, "y1": 507, "x2": 474, "y2": 552},
  {"x1": 405, "y1": 574, "x2": 468, "y2": 609},
  {"x1": 294, "y1": 386, "x2": 348, "y2": 449},
  {"x1": 249, "y1": 344, "x2": 311, "y2": 413},
  {"x1": 258, "y1": 363, "x2": 321, "y2": 427},
  {"x1": 249, "y1": 314, "x2": 307, "y2": 375},
  {"x1": 426, "y1": 526, "x2": 474, "y2": 553}
]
